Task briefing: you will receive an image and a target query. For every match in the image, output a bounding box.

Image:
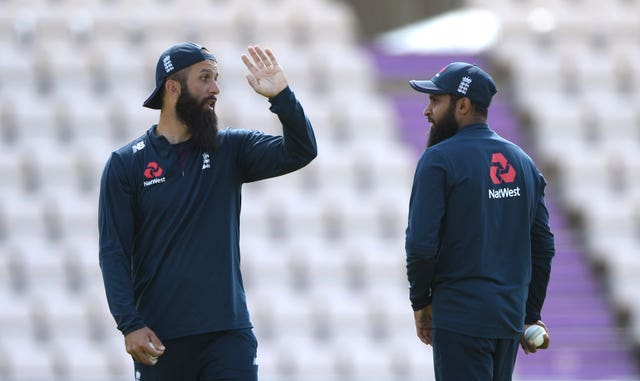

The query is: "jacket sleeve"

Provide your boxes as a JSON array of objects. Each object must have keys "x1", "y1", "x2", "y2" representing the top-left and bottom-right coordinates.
[
  {"x1": 98, "y1": 153, "x2": 146, "y2": 336},
  {"x1": 236, "y1": 86, "x2": 318, "y2": 183},
  {"x1": 405, "y1": 150, "x2": 448, "y2": 311},
  {"x1": 525, "y1": 175, "x2": 555, "y2": 323}
]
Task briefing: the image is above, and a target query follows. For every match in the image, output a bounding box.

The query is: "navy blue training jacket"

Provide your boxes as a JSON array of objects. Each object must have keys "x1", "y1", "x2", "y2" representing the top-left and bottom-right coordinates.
[
  {"x1": 405, "y1": 123, "x2": 555, "y2": 339},
  {"x1": 98, "y1": 87, "x2": 317, "y2": 340}
]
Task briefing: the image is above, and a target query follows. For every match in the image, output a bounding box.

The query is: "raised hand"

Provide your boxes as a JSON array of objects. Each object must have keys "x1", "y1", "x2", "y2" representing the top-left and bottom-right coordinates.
[{"x1": 241, "y1": 45, "x2": 288, "y2": 98}]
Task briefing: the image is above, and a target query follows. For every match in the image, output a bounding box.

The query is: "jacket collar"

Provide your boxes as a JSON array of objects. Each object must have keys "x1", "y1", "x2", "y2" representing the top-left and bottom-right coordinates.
[{"x1": 147, "y1": 125, "x2": 175, "y2": 157}]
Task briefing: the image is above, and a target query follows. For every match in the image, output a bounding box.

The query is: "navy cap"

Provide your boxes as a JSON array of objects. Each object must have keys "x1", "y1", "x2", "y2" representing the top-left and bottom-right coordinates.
[
  {"x1": 409, "y1": 62, "x2": 497, "y2": 108},
  {"x1": 143, "y1": 42, "x2": 217, "y2": 109}
]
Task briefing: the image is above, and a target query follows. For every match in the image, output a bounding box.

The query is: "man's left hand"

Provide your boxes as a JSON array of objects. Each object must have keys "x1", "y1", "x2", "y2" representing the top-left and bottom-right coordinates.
[
  {"x1": 242, "y1": 45, "x2": 288, "y2": 98},
  {"x1": 520, "y1": 320, "x2": 550, "y2": 354}
]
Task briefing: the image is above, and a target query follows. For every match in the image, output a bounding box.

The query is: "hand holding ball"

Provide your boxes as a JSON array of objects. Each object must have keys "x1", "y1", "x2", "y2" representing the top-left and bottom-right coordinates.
[
  {"x1": 520, "y1": 322, "x2": 549, "y2": 354},
  {"x1": 524, "y1": 325, "x2": 545, "y2": 347}
]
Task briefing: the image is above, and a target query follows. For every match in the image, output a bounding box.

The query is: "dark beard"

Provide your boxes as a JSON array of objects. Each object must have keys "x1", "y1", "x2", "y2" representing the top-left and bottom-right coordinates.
[
  {"x1": 175, "y1": 83, "x2": 218, "y2": 153},
  {"x1": 427, "y1": 102, "x2": 459, "y2": 148}
]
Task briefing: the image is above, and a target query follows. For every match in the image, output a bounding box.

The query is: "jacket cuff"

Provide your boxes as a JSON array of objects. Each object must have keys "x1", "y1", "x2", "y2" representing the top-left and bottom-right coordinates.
[
  {"x1": 268, "y1": 86, "x2": 293, "y2": 112},
  {"x1": 410, "y1": 291, "x2": 432, "y2": 311}
]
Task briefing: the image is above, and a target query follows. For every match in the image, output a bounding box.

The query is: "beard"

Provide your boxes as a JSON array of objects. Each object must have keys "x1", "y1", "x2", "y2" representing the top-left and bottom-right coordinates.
[
  {"x1": 427, "y1": 102, "x2": 459, "y2": 148},
  {"x1": 175, "y1": 83, "x2": 219, "y2": 153}
]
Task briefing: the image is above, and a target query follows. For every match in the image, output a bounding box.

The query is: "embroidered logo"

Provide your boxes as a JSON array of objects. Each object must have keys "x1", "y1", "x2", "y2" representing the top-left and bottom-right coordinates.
[
  {"x1": 144, "y1": 162, "x2": 163, "y2": 179},
  {"x1": 488, "y1": 153, "x2": 520, "y2": 199},
  {"x1": 143, "y1": 162, "x2": 166, "y2": 187},
  {"x1": 202, "y1": 153, "x2": 211, "y2": 170},
  {"x1": 163, "y1": 55, "x2": 174, "y2": 73},
  {"x1": 490, "y1": 153, "x2": 516, "y2": 184},
  {"x1": 132, "y1": 141, "x2": 146, "y2": 153},
  {"x1": 457, "y1": 76, "x2": 472, "y2": 94}
]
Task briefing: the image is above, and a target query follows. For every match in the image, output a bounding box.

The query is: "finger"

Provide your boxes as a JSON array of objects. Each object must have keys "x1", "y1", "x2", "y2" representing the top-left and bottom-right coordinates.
[
  {"x1": 519, "y1": 337, "x2": 530, "y2": 354},
  {"x1": 539, "y1": 334, "x2": 550, "y2": 349},
  {"x1": 147, "y1": 341, "x2": 164, "y2": 356},
  {"x1": 241, "y1": 54, "x2": 260, "y2": 75},
  {"x1": 141, "y1": 353, "x2": 158, "y2": 366},
  {"x1": 245, "y1": 74, "x2": 258, "y2": 90},
  {"x1": 265, "y1": 48, "x2": 279, "y2": 68},
  {"x1": 248, "y1": 46, "x2": 265, "y2": 68},
  {"x1": 147, "y1": 333, "x2": 166, "y2": 353},
  {"x1": 537, "y1": 321, "x2": 548, "y2": 331},
  {"x1": 417, "y1": 328, "x2": 432, "y2": 346},
  {"x1": 417, "y1": 332, "x2": 429, "y2": 345},
  {"x1": 145, "y1": 352, "x2": 159, "y2": 365},
  {"x1": 254, "y1": 46, "x2": 271, "y2": 68},
  {"x1": 132, "y1": 349, "x2": 158, "y2": 366}
]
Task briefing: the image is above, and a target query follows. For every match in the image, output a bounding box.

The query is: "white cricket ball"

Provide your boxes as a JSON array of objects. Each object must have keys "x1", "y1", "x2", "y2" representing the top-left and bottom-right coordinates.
[{"x1": 524, "y1": 325, "x2": 545, "y2": 347}]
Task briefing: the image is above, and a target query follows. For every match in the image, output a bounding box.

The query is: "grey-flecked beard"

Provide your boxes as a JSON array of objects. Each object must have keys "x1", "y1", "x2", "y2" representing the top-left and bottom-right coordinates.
[{"x1": 175, "y1": 85, "x2": 219, "y2": 153}]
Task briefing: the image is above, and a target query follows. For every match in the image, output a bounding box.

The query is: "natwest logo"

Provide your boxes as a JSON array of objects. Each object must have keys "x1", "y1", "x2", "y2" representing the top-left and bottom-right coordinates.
[
  {"x1": 143, "y1": 162, "x2": 166, "y2": 187},
  {"x1": 144, "y1": 162, "x2": 163, "y2": 179},
  {"x1": 490, "y1": 153, "x2": 516, "y2": 185}
]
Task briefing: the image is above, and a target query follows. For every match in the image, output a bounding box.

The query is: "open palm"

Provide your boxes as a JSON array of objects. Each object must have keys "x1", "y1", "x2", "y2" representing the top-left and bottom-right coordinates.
[{"x1": 242, "y1": 45, "x2": 288, "y2": 98}]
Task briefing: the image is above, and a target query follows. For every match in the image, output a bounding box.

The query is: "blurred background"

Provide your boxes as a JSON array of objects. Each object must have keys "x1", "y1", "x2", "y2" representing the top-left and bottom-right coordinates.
[{"x1": 0, "y1": 0, "x2": 639, "y2": 380}]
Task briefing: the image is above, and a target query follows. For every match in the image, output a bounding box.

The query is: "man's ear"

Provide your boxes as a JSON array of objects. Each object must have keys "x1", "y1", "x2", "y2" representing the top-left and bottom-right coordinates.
[
  {"x1": 458, "y1": 97, "x2": 472, "y2": 115},
  {"x1": 165, "y1": 79, "x2": 181, "y2": 97}
]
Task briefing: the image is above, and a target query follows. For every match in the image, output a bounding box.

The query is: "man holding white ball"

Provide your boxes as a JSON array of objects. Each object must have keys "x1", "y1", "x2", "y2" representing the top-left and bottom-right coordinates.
[
  {"x1": 98, "y1": 43, "x2": 317, "y2": 380},
  {"x1": 405, "y1": 62, "x2": 554, "y2": 380}
]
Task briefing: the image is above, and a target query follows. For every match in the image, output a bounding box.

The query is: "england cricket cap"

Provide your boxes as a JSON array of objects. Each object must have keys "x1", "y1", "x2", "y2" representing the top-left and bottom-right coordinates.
[
  {"x1": 409, "y1": 62, "x2": 497, "y2": 108},
  {"x1": 143, "y1": 42, "x2": 217, "y2": 109}
]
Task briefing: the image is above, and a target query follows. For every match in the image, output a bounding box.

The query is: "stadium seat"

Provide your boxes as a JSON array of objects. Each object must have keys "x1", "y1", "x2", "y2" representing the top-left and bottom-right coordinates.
[
  {"x1": 63, "y1": 235, "x2": 105, "y2": 294},
  {"x1": 332, "y1": 336, "x2": 395, "y2": 379},
  {"x1": 0, "y1": 149, "x2": 22, "y2": 195},
  {"x1": 0, "y1": 291, "x2": 35, "y2": 342},
  {"x1": 30, "y1": 288, "x2": 94, "y2": 344},
  {"x1": 2, "y1": 192, "x2": 48, "y2": 244},
  {"x1": 51, "y1": 337, "x2": 112, "y2": 379},
  {"x1": 386, "y1": 336, "x2": 435, "y2": 380},
  {"x1": 0, "y1": 337, "x2": 57, "y2": 380}
]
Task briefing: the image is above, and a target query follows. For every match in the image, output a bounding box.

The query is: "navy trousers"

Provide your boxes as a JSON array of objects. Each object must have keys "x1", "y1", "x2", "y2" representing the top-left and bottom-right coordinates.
[
  {"x1": 433, "y1": 328, "x2": 520, "y2": 381},
  {"x1": 134, "y1": 328, "x2": 258, "y2": 381}
]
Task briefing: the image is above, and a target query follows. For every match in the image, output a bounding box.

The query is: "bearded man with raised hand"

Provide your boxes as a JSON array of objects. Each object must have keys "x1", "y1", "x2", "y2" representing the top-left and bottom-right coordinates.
[{"x1": 98, "y1": 42, "x2": 317, "y2": 380}]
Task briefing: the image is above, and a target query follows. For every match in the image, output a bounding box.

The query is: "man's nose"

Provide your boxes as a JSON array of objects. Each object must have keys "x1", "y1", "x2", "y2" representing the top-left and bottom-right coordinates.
[{"x1": 210, "y1": 81, "x2": 220, "y2": 95}]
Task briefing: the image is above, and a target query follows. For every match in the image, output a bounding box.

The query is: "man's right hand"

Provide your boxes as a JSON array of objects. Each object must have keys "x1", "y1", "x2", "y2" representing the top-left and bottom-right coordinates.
[
  {"x1": 414, "y1": 304, "x2": 433, "y2": 346},
  {"x1": 125, "y1": 327, "x2": 166, "y2": 366}
]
